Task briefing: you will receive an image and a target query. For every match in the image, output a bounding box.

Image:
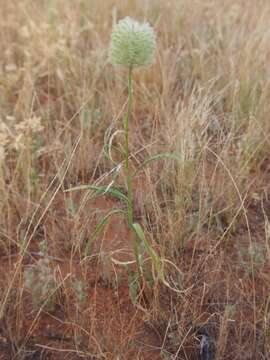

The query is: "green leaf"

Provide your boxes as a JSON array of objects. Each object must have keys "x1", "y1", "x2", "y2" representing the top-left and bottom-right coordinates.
[
  {"x1": 84, "y1": 209, "x2": 124, "y2": 256},
  {"x1": 133, "y1": 152, "x2": 181, "y2": 176},
  {"x1": 143, "y1": 266, "x2": 154, "y2": 288},
  {"x1": 65, "y1": 184, "x2": 129, "y2": 203},
  {"x1": 126, "y1": 264, "x2": 139, "y2": 305},
  {"x1": 132, "y1": 223, "x2": 164, "y2": 282},
  {"x1": 103, "y1": 143, "x2": 110, "y2": 160}
]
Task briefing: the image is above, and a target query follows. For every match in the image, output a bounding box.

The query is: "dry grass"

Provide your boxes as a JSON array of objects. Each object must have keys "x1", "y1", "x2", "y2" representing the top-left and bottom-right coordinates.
[{"x1": 0, "y1": 0, "x2": 270, "y2": 359}]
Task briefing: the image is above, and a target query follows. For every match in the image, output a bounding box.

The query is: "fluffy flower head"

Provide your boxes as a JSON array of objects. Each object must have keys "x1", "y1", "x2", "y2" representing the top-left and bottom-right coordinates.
[{"x1": 109, "y1": 17, "x2": 156, "y2": 68}]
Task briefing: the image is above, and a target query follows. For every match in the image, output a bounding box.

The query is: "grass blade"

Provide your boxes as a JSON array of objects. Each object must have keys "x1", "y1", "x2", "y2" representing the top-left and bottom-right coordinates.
[
  {"x1": 133, "y1": 152, "x2": 181, "y2": 176},
  {"x1": 65, "y1": 184, "x2": 129, "y2": 203},
  {"x1": 126, "y1": 264, "x2": 140, "y2": 305},
  {"x1": 132, "y1": 222, "x2": 164, "y2": 282}
]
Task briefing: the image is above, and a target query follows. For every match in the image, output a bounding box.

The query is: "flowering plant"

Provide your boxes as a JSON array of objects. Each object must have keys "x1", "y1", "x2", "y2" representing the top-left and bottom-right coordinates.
[
  {"x1": 67, "y1": 17, "x2": 179, "y2": 302},
  {"x1": 109, "y1": 17, "x2": 156, "y2": 68}
]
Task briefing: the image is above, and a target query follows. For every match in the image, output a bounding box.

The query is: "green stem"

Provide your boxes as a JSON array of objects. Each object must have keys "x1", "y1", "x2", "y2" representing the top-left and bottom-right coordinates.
[
  {"x1": 124, "y1": 66, "x2": 134, "y2": 226},
  {"x1": 123, "y1": 67, "x2": 142, "y2": 281}
]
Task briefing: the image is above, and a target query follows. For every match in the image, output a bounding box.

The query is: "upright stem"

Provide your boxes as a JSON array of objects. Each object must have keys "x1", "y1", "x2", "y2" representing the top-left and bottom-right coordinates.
[
  {"x1": 124, "y1": 66, "x2": 133, "y2": 226},
  {"x1": 124, "y1": 67, "x2": 143, "y2": 280}
]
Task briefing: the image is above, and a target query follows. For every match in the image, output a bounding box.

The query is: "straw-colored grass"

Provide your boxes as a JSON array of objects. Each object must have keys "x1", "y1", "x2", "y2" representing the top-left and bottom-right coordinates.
[{"x1": 0, "y1": 1, "x2": 270, "y2": 358}]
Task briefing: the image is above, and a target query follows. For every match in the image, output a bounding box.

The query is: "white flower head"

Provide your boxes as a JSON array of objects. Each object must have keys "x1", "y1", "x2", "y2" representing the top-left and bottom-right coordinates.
[{"x1": 109, "y1": 17, "x2": 156, "y2": 68}]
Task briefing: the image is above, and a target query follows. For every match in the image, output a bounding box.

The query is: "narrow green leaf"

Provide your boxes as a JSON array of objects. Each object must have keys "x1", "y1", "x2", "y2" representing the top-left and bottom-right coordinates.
[
  {"x1": 133, "y1": 152, "x2": 181, "y2": 176},
  {"x1": 65, "y1": 184, "x2": 129, "y2": 203},
  {"x1": 126, "y1": 264, "x2": 139, "y2": 305},
  {"x1": 132, "y1": 223, "x2": 164, "y2": 281},
  {"x1": 103, "y1": 143, "x2": 110, "y2": 160},
  {"x1": 143, "y1": 266, "x2": 154, "y2": 288}
]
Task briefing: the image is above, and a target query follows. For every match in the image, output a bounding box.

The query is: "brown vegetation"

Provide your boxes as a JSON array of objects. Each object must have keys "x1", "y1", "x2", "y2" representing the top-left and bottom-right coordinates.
[{"x1": 0, "y1": 0, "x2": 270, "y2": 359}]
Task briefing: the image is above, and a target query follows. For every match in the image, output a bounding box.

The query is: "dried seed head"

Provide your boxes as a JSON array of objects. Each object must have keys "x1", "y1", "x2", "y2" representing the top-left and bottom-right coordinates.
[{"x1": 109, "y1": 17, "x2": 156, "y2": 68}]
